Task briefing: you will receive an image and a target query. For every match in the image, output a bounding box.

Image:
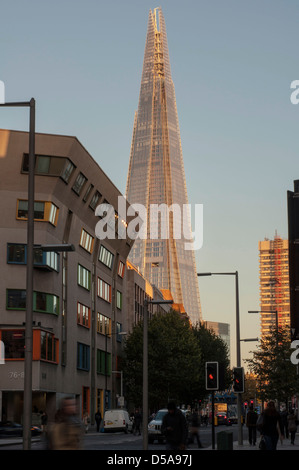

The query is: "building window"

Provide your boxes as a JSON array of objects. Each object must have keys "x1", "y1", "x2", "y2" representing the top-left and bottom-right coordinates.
[
  {"x1": 83, "y1": 184, "x2": 94, "y2": 203},
  {"x1": 34, "y1": 292, "x2": 59, "y2": 315},
  {"x1": 99, "y1": 245, "x2": 114, "y2": 269},
  {"x1": 118, "y1": 261, "x2": 125, "y2": 278},
  {"x1": 77, "y1": 302, "x2": 90, "y2": 328},
  {"x1": 77, "y1": 343, "x2": 90, "y2": 371},
  {"x1": 78, "y1": 264, "x2": 91, "y2": 291},
  {"x1": 7, "y1": 244, "x2": 26, "y2": 264},
  {"x1": 116, "y1": 322, "x2": 124, "y2": 342},
  {"x1": 116, "y1": 291, "x2": 122, "y2": 310},
  {"x1": 40, "y1": 331, "x2": 58, "y2": 363},
  {"x1": 97, "y1": 349, "x2": 111, "y2": 375},
  {"x1": 97, "y1": 278, "x2": 111, "y2": 303},
  {"x1": 60, "y1": 159, "x2": 76, "y2": 183},
  {"x1": 22, "y1": 154, "x2": 75, "y2": 180},
  {"x1": 1, "y1": 330, "x2": 25, "y2": 359},
  {"x1": 72, "y1": 172, "x2": 87, "y2": 195},
  {"x1": 6, "y1": 289, "x2": 27, "y2": 310},
  {"x1": 80, "y1": 229, "x2": 94, "y2": 253},
  {"x1": 89, "y1": 191, "x2": 102, "y2": 210},
  {"x1": 17, "y1": 200, "x2": 59, "y2": 226},
  {"x1": 6, "y1": 289, "x2": 59, "y2": 315},
  {"x1": 7, "y1": 244, "x2": 59, "y2": 271},
  {"x1": 96, "y1": 313, "x2": 111, "y2": 335}
]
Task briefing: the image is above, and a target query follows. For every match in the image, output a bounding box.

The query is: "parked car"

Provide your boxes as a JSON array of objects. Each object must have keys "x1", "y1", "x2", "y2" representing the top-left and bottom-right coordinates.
[
  {"x1": 103, "y1": 409, "x2": 133, "y2": 433},
  {"x1": 0, "y1": 421, "x2": 42, "y2": 437},
  {"x1": 148, "y1": 409, "x2": 168, "y2": 444},
  {"x1": 216, "y1": 412, "x2": 232, "y2": 426}
]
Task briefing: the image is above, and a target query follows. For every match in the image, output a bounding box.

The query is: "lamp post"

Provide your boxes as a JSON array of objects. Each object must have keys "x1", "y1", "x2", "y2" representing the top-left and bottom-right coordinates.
[
  {"x1": 143, "y1": 298, "x2": 173, "y2": 450},
  {"x1": 197, "y1": 271, "x2": 243, "y2": 445},
  {"x1": 248, "y1": 310, "x2": 278, "y2": 333}
]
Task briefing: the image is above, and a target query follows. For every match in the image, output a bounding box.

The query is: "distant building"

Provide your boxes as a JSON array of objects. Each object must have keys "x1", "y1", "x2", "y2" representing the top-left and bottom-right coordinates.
[
  {"x1": 258, "y1": 235, "x2": 290, "y2": 339},
  {"x1": 202, "y1": 321, "x2": 231, "y2": 363},
  {"x1": 0, "y1": 129, "x2": 133, "y2": 423}
]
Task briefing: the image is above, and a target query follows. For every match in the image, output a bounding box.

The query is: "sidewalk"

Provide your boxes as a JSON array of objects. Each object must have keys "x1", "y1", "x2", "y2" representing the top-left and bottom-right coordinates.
[{"x1": 204, "y1": 437, "x2": 299, "y2": 450}]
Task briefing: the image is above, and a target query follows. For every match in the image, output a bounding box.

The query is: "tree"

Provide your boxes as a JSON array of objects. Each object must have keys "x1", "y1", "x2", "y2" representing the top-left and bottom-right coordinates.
[
  {"x1": 246, "y1": 326, "x2": 299, "y2": 406},
  {"x1": 122, "y1": 310, "x2": 201, "y2": 410}
]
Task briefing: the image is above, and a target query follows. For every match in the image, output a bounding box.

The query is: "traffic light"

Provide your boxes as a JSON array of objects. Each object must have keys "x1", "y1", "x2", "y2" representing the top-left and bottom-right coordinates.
[
  {"x1": 233, "y1": 367, "x2": 244, "y2": 393},
  {"x1": 205, "y1": 362, "x2": 219, "y2": 390}
]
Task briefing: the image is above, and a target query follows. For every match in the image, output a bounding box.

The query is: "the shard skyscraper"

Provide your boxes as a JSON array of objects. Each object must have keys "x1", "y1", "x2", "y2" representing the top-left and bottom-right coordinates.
[{"x1": 126, "y1": 8, "x2": 202, "y2": 325}]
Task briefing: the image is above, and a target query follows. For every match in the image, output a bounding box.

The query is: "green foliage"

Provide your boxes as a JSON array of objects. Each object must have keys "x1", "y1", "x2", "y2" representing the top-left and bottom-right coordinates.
[
  {"x1": 246, "y1": 327, "x2": 299, "y2": 404},
  {"x1": 122, "y1": 311, "x2": 230, "y2": 410}
]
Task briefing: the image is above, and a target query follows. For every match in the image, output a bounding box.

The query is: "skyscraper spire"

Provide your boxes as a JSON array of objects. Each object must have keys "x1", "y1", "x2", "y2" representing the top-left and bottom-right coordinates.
[{"x1": 126, "y1": 8, "x2": 202, "y2": 324}]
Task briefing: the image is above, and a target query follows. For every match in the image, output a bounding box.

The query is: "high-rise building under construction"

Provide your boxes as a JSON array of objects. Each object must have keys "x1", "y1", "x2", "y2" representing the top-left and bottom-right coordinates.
[
  {"x1": 126, "y1": 8, "x2": 202, "y2": 324},
  {"x1": 258, "y1": 235, "x2": 290, "y2": 338}
]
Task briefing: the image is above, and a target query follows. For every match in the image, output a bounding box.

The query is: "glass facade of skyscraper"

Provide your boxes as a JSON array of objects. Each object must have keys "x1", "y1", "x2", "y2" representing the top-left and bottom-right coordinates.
[{"x1": 126, "y1": 8, "x2": 202, "y2": 324}]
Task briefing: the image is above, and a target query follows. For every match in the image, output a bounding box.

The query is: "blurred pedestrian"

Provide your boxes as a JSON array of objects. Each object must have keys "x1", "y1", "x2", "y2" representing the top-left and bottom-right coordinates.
[
  {"x1": 161, "y1": 402, "x2": 188, "y2": 450},
  {"x1": 41, "y1": 411, "x2": 48, "y2": 433},
  {"x1": 287, "y1": 409, "x2": 297, "y2": 445},
  {"x1": 190, "y1": 410, "x2": 203, "y2": 448},
  {"x1": 246, "y1": 405, "x2": 258, "y2": 446},
  {"x1": 260, "y1": 401, "x2": 284, "y2": 450},
  {"x1": 83, "y1": 410, "x2": 89, "y2": 433},
  {"x1": 280, "y1": 407, "x2": 289, "y2": 439},
  {"x1": 133, "y1": 408, "x2": 142, "y2": 435},
  {"x1": 95, "y1": 410, "x2": 102, "y2": 432},
  {"x1": 49, "y1": 397, "x2": 83, "y2": 450}
]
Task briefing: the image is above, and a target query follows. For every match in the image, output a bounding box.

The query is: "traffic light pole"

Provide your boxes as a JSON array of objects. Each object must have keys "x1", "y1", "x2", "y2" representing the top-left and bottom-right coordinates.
[
  {"x1": 211, "y1": 391, "x2": 215, "y2": 450},
  {"x1": 198, "y1": 271, "x2": 243, "y2": 446}
]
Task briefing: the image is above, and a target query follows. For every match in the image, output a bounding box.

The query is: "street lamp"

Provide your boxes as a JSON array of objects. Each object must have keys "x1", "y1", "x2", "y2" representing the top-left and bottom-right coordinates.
[
  {"x1": 0, "y1": 99, "x2": 35, "y2": 450},
  {"x1": 248, "y1": 310, "x2": 278, "y2": 332},
  {"x1": 142, "y1": 298, "x2": 173, "y2": 450},
  {"x1": 197, "y1": 271, "x2": 243, "y2": 445}
]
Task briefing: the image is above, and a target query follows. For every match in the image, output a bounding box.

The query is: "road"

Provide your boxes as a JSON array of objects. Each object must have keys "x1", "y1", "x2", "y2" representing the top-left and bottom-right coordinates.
[{"x1": 0, "y1": 424, "x2": 248, "y2": 450}]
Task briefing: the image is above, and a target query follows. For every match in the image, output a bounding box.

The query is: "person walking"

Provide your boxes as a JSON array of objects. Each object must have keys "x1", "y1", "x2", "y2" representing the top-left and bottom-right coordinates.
[
  {"x1": 260, "y1": 401, "x2": 284, "y2": 450},
  {"x1": 49, "y1": 397, "x2": 83, "y2": 450},
  {"x1": 95, "y1": 410, "x2": 102, "y2": 432},
  {"x1": 280, "y1": 407, "x2": 289, "y2": 439},
  {"x1": 133, "y1": 409, "x2": 142, "y2": 435},
  {"x1": 287, "y1": 409, "x2": 297, "y2": 445},
  {"x1": 246, "y1": 405, "x2": 258, "y2": 446},
  {"x1": 161, "y1": 402, "x2": 188, "y2": 450},
  {"x1": 190, "y1": 410, "x2": 203, "y2": 448}
]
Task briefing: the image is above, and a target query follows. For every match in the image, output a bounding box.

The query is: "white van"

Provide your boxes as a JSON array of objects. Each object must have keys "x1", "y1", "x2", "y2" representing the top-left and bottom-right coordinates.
[{"x1": 103, "y1": 409, "x2": 133, "y2": 433}]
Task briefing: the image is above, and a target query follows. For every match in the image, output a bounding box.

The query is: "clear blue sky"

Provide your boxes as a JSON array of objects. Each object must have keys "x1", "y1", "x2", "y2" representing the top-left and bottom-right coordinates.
[{"x1": 1, "y1": 0, "x2": 299, "y2": 368}]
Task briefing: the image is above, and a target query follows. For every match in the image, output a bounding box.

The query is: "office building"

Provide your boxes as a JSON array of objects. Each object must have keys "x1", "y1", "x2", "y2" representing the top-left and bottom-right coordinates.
[{"x1": 125, "y1": 7, "x2": 202, "y2": 325}]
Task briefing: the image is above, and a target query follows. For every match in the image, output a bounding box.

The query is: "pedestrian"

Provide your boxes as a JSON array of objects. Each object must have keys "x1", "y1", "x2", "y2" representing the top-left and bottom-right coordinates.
[
  {"x1": 83, "y1": 410, "x2": 89, "y2": 433},
  {"x1": 287, "y1": 409, "x2": 297, "y2": 445},
  {"x1": 133, "y1": 408, "x2": 142, "y2": 435},
  {"x1": 95, "y1": 410, "x2": 102, "y2": 432},
  {"x1": 189, "y1": 410, "x2": 203, "y2": 448},
  {"x1": 49, "y1": 397, "x2": 83, "y2": 450},
  {"x1": 161, "y1": 402, "x2": 188, "y2": 450},
  {"x1": 41, "y1": 410, "x2": 48, "y2": 433},
  {"x1": 260, "y1": 401, "x2": 284, "y2": 450},
  {"x1": 246, "y1": 405, "x2": 258, "y2": 446},
  {"x1": 280, "y1": 407, "x2": 289, "y2": 439}
]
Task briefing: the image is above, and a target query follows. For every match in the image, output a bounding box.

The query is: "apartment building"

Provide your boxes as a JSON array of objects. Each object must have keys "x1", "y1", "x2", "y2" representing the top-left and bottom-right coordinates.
[
  {"x1": 259, "y1": 235, "x2": 290, "y2": 339},
  {"x1": 0, "y1": 129, "x2": 133, "y2": 423}
]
